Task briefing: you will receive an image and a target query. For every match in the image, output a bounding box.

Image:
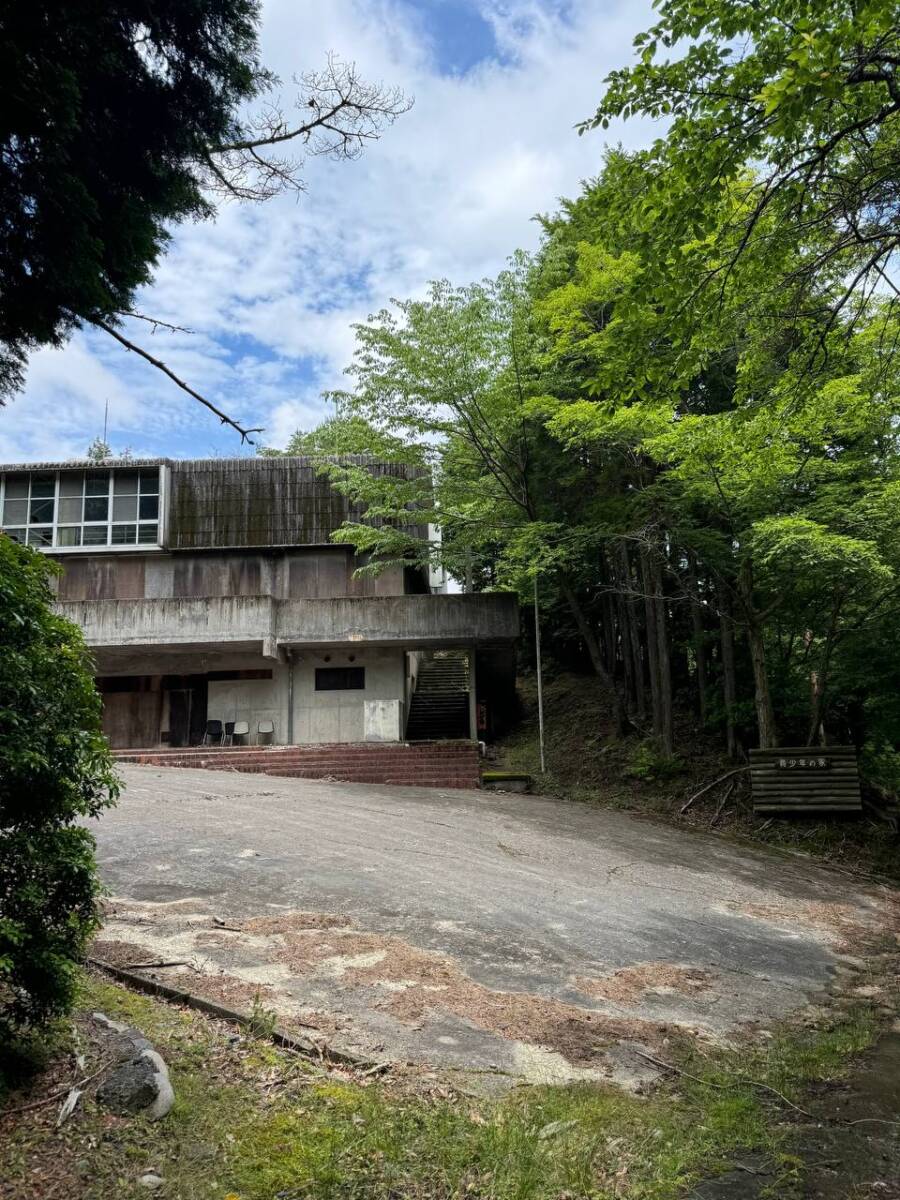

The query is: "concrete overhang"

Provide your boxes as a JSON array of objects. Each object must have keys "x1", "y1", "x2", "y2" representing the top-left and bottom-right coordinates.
[{"x1": 55, "y1": 592, "x2": 519, "y2": 656}]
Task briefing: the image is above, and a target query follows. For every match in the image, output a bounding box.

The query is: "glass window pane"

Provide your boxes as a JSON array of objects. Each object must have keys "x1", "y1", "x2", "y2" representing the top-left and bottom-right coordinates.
[
  {"x1": 2, "y1": 498, "x2": 27, "y2": 524},
  {"x1": 85, "y1": 472, "x2": 110, "y2": 496},
  {"x1": 82, "y1": 526, "x2": 109, "y2": 545},
  {"x1": 3, "y1": 475, "x2": 29, "y2": 499},
  {"x1": 30, "y1": 475, "x2": 55, "y2": 498},
  {"x1": 58, "y1": 496, "x2": 82, "y2": 523},
  {"x1": 59, "y1": 473, "x2": 84, "y2": 497},
  {"x1": 113, "y1": 471, "x2": 140, "y2": 495},
  {"x1": 56, "y1": 526, "x2": 82, "y2": 546},
  {"x1": 111, "y1": 524, "x2": 136, "y2": 544},
  {"x1": 139, "y1": 470, "x2": 159, "y2": 495},
  {"x1": 84, "y1": 496, "x2": 108, "y2": 521},
  {"x1": 30, "y1": 497, "x2": 54, "y2": 523},
  {"x1": 138, "y1": 494, "x2": 158, "y2": 520},
  {"x1": 2, "y1": 528, "x2": 26, "y2": 543},
  {"x1": 27, "y1": 527, "x2": 53, "y2": 546},
  {"x1": 113, "y1": 495, "x2": 137, "y2": 521},
  {"x1": 137, "y1": 524, "x2": 158, "y2": 544}
]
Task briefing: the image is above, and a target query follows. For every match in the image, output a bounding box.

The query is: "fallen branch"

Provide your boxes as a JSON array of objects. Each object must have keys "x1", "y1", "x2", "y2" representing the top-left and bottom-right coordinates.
[
  {"x1": 123, "y1": 960, "x2": 190, "y2": 970},
  {"x1": 680, "y1": 767, "x2": 749, "y2": 815},
  {"x1": 86, "y1": 958, "x2": 383, "y2": 1074},
  {"x1": 710, "y1": 781, "x2": 735, "y2": 827},
  {"x1": 91, "y1": 318, "x2": 264, "y2": 445}
]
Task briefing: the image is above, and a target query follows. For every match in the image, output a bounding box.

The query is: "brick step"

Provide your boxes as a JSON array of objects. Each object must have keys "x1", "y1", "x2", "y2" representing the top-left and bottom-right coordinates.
[
  {"x1": 115, "y1": 740, "x2": 479, "y2": 790},
  {"x1": 116, "y1": 745, "x2": 475, "y2": 762},
  {"x1": 120, "y1": 750, "x2": 476, "y2": 766}
]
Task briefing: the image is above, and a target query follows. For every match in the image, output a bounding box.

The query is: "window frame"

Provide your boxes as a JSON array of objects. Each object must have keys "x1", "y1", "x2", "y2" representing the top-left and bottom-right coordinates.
[{"x1": 0, "y1": 466, "x2": 165, "y2": 553}]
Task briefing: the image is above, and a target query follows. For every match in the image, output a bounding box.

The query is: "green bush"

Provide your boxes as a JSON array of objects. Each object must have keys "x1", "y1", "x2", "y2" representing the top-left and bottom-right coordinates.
[
  {"x1": 623, "y1": 738, "x2": 684, "y2": 782},
  {"x1": 0, "y1": 536, "x2": 118, "y2": 1042}
]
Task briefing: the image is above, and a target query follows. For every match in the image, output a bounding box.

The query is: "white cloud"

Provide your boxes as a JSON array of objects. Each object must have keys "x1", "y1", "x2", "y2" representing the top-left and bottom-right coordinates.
[{"x1": 3, "y1": 0, "x2": 658, "y2": 462}]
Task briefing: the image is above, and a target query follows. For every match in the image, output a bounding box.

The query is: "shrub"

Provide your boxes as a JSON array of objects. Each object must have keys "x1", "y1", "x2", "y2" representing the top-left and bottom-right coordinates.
[
  {"x1": 623, "y1": 738, "x2": 684, "y2": 782},
  {"x1": 0, "y1": 536, "x2": 118, "y2": 1043}
]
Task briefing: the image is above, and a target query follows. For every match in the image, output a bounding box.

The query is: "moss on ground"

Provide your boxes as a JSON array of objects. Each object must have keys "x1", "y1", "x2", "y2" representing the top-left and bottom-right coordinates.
[
  {"x1": 494, "y1": 671, "x2": 900, "y2": 882},
  {"x1": 0, "y1": 973, "x2": 887, "y2": 1200}
]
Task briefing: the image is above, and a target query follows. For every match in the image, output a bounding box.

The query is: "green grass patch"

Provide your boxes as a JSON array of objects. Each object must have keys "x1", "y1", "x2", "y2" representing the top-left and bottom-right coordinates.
[{"x1": 0, "y1": 973, "x2": 883, "y2": 1200}]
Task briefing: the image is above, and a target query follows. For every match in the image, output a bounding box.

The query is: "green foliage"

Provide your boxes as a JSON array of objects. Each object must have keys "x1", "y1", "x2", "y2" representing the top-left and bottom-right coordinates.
[
  {"x1": 581, "y1": 0, "x2": 900, "y2": 327},
  {"x1": 246, "y1": 990, "x2": 278, "y2": 1040},
  {"x1": 267, "y1": 6, "x2": 900, "y2": 772},
  {"x1": 4, "y1": 974, "x2": 882, "y2": 1199},
  {"x1": 0, "y1": 536, "x2": 119, "y2": 1041},
  {"x1": 0, "y1": 0, "x2": 265, "y2": 398},
  {"x1": 623, "y1": 740, "x2": 685, "y2": 783}
]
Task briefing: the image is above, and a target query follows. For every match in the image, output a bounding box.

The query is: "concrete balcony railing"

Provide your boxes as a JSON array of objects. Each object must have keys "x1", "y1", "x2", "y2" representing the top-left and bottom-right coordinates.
[{"x1": 55, "y1": 592, "x2": 519, "y2": 653}]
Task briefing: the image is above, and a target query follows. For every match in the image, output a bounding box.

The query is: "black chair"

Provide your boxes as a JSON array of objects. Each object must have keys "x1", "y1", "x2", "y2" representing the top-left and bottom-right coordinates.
[
  {"x1": 223, "y1": 721, "x2": 236, "y2": 746},
  {"x1": 202, "y1": 719, "x2": 223, "y2": 745}
]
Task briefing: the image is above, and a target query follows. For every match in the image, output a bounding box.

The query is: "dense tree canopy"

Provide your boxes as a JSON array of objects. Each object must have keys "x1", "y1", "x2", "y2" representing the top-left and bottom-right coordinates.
[
  {"x1": 580, "y1": 0, "x2": 900, "y2": 335},
  {"x1": 276, "y1": 144, "x2": 900, "y2": 782},
  {"x1": 0, "y1": 2, "x2": 408, "y2": 427}
]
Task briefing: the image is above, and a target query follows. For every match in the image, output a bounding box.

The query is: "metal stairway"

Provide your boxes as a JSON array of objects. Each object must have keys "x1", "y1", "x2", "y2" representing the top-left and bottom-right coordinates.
[{"x1": 405, "y1": 651, "x2": 471, "y2": 740}]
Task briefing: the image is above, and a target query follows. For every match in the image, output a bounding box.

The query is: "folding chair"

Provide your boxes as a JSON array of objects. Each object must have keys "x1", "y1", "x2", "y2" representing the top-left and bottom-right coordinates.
[{"x1": 203, "y1": 719, "x2": 223, "y2": 745}]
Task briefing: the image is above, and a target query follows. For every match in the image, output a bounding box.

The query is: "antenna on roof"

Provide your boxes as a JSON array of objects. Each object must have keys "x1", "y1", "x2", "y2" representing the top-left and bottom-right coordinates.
[{"x1": 103, "y1": 398, "x2": 109, "y2": 444}]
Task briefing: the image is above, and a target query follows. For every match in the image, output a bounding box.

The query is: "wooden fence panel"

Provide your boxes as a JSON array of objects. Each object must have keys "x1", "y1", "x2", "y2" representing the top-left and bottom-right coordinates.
[{"x1": 749, "y1": 746, "x2": 861, "y2": 814}]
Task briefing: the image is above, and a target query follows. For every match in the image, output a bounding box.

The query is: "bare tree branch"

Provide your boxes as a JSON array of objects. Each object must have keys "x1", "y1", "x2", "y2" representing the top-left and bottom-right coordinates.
[
  {"x1": 114, "y1": 310, "x2": 195, "y2": 335},
  {"x1": 90, "y1": 318, "x2": 264, "y2": 445},
  {"x1": 203, "y1": 54, "x2": 412, "y2": 202}
]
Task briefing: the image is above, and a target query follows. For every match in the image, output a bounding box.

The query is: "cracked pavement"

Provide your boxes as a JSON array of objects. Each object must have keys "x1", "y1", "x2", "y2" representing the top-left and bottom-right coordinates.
[{"x1": 90, "y1": 765, "x2": 898, "y2": 1088}]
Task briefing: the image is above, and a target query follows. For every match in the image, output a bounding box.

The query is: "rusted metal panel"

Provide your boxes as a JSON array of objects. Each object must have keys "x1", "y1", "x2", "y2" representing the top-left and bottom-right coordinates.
[
  {"x1": 749, "y1": 746, "x2": 861, "y2": 813},
  {"x1": 167, "y1": 457, "x2": 428, "y2": 550},
  {"x1": 57, "y1": 556, "x2": 145, "y2": 600},
  {"x1": 173, "y1": 555, "x2": 262, "y2": 599},
  {"x1": 101, "y1": 688, "x2": 162, "y2": 748}
]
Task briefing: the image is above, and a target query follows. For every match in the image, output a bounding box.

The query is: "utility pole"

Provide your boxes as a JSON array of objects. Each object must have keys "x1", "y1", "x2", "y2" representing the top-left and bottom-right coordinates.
[{"x1": 534, "y1": 573, "x2": 546, "y2": 774}]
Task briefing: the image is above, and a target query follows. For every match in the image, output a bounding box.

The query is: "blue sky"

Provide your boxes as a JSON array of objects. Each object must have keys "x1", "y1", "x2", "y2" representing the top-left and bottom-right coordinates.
[{"x1": 1, "y1": 0, "x2": 657, "y2": 465}]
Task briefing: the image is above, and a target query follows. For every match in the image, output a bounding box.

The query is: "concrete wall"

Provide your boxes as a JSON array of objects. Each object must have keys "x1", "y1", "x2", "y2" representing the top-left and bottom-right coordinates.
[
  {"x1": 100, "y1": 646, "x2": 407, "y2": 746},
  {"x1": 56, "y1": 592, "x2": 520, "y2": 651},
  {"x1": 207, "y1": 672, "x2": 283, "y2": 742},
  {"x1": 205, "y1": 648, "x2": 405, "y2": 744},
  {"x1": 53, "y1": 547, "x2": 407, "y2": 602},
  {"x1": 290, "y1": 649, "x2": 405, "y2": 743}
]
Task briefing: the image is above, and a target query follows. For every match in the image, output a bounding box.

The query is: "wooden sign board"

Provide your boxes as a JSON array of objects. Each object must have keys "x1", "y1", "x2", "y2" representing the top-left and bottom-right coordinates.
[{"x1": 749, "y1": 746, "x2": 861, "y2": 814}]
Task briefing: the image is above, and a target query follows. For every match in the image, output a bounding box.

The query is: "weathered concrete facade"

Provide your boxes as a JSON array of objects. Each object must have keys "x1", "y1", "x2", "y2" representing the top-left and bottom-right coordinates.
[{"x1": 1, "y1": 457, "x2": 518, "y2": 749}]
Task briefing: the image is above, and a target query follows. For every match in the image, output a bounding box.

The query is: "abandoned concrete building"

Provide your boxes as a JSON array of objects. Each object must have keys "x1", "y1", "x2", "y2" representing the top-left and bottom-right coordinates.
[{"x1": 0, "y1": 457, "x2": 518, "y2": 767}]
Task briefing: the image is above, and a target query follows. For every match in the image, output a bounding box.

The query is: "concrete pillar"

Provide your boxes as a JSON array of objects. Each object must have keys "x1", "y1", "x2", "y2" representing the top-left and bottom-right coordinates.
[{"x1": 468, "y1": 646, "x2": 478, "y2": 741}]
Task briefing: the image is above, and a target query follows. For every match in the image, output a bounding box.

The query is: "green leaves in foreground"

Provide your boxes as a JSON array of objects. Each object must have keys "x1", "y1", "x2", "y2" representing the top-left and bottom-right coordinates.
[{"x1": 0, "y1": 536, "x2": 119, "y2": 1041}]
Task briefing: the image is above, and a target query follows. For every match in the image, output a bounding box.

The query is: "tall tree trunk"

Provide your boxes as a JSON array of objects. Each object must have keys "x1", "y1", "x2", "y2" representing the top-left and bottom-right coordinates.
[
  {"x1": 687, "y1": 554, "x2": 708, "y2": 725},
  {"x1": 621, "y1": 545, "x2": 646, "y2": 722},
  {"x1": 719, "y1": 591, "x2": 739, "y2": 761},
  {"x1": 806, "y1": 610, "x2": 841, "y2": 745},
  {"x1": 650, "y1": 551, "x2": 675, "y2": 757},
  {"x1": 562, "y1": 580, "x2": 629, "y2": 738},
  {"x1": 739, "y1": 559, "x2": 777, "y2": 750},
  {"x1": 616, "y1": 590, "x2": 635, "y2": 714},
  {"x1": 640, "y1": 548, "x2": 663, "y2": 739},
  {"x1": 747, "y1": 620, "x2": 778, "y2": 749}
]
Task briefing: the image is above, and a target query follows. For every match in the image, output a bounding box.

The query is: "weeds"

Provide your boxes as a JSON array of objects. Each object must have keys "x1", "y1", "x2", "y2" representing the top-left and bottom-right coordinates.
[{"x1": 0, "y1": 974, "x2": 886, "y2": 1200}]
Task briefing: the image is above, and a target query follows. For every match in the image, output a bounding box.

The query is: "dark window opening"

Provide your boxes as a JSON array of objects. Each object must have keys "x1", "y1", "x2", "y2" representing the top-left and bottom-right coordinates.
[{"x1": 315, "y1": 666, "x2": 365, "y2": 691}]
